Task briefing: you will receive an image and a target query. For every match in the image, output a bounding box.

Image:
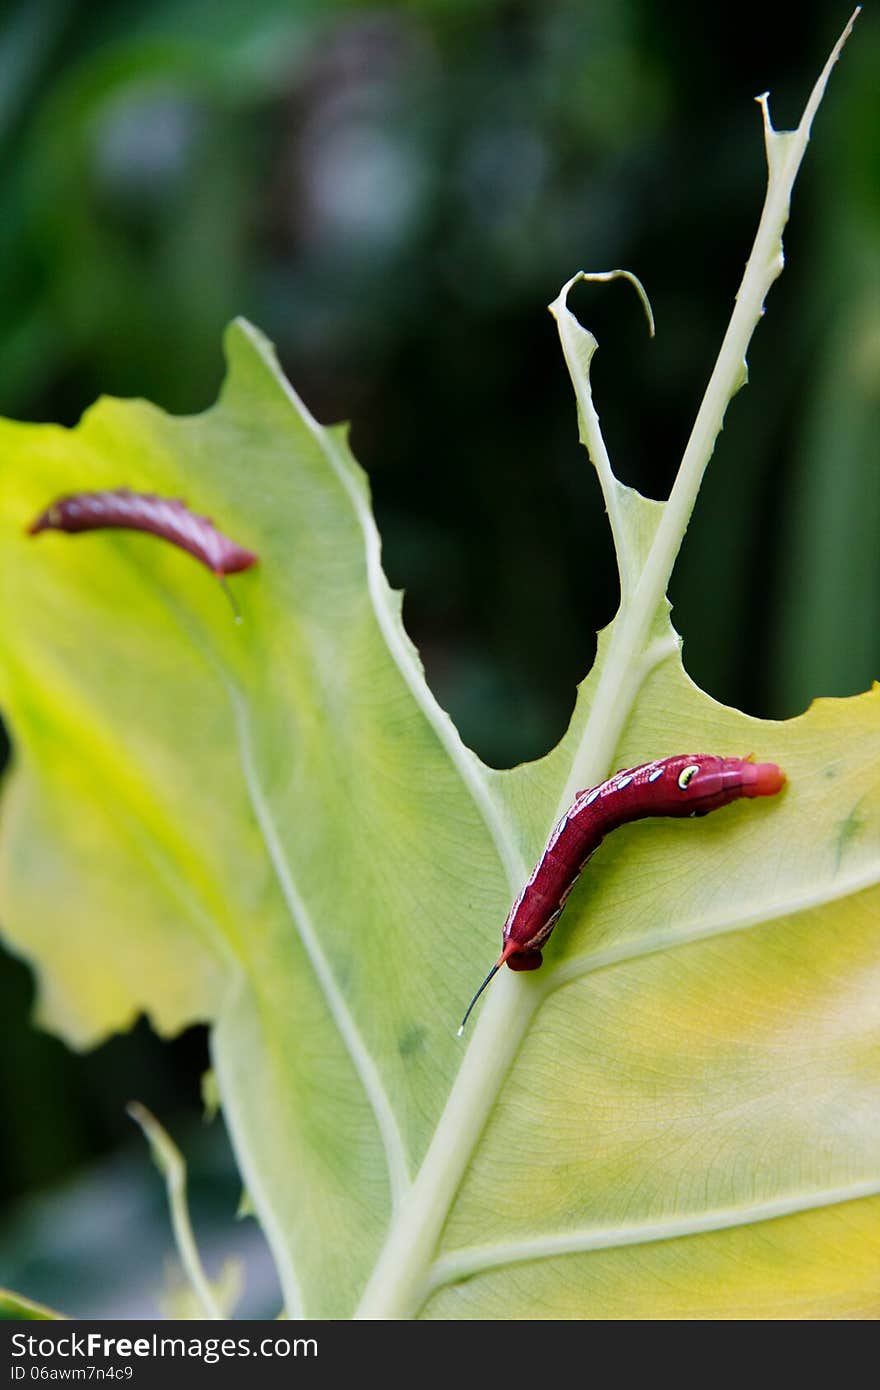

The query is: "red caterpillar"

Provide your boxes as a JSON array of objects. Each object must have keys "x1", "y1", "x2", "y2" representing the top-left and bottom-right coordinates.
[
  {"x1": 28, "y1": 489, "x2": 257, "y2": 578},
  {"x1": 459, "y1": 753, "x2": 785, "y2": 1032}
]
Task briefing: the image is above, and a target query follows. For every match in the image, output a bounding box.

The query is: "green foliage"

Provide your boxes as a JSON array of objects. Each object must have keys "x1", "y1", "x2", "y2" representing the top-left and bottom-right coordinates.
[
  {"x1": 0, "y1": 13, "x2": 877, "y2": 1320},
  {"x1": 0, "y1": 1288, "x2": 64, "y2": 1320}
]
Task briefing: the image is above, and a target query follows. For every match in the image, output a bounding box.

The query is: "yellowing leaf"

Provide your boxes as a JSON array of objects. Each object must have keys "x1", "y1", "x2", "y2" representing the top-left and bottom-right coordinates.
[{"x1": 0, "y1": 12, "x2": 875, "y2": 1320}]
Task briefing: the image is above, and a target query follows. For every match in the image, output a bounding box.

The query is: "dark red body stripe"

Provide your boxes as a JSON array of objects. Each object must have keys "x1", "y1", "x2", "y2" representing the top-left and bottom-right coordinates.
[{"x1": 28, "y1": 489, "x2": 257, "y2": 577}]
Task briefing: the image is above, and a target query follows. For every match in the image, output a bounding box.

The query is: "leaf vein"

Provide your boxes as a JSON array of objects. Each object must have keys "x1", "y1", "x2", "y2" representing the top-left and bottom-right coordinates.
[
  {"x1": 225, "y1": 680, "x2": 411, "y2": 1207},
  {"x1": 543, "y1": 860, "x2": 880, "y2": 995},
  {"x1": 425, "y1": 1177, "x2": 880, "y2": 1297}
]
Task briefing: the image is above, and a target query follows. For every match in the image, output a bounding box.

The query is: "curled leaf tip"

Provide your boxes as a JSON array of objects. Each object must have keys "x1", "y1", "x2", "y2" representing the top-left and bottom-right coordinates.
[{"x1": 553, "y1": 269, "x2": 655, "y2": 339}]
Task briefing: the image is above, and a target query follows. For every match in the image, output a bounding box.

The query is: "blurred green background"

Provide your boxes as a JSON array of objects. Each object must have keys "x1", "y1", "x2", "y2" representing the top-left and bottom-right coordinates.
[{"x1": 1, "y1": 0, "x2": 877, "y2": 1315}]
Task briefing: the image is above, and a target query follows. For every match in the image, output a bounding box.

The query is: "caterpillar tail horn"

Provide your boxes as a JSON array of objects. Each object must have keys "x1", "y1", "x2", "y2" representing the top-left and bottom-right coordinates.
[{"x1": 457, "y1": 939, "x2": 518, "y2": 1036}]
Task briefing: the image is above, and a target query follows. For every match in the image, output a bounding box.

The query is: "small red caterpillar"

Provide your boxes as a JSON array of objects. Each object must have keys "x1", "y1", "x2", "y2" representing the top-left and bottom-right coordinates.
[
  {"x1": 459, "y1": 753, "x2": 786, "y2": 1032},
  {"x1": 28, "y1": 489, "x2": 257, "y2": 579}
]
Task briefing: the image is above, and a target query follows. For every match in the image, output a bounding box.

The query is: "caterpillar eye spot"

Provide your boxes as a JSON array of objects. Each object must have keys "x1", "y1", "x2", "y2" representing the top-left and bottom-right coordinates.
[{"x1": 678, "y1": 764, "x2": 700, "y2": 790}]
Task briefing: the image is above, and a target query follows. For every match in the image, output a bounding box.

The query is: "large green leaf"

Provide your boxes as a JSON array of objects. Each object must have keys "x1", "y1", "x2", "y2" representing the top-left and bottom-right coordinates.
[{"x1": 1, "y1": 14, "x2": 877, "y2": 1318}]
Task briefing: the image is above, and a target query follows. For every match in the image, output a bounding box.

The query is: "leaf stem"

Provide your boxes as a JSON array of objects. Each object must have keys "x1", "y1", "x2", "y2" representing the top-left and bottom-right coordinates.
[
  {"x1": 632, "y1": 6, "x2": 859, "y2": 628},
  {"x1": 554, "y1": 10, "x2": 859, "y2": 814},
  {"x1": 351, "y1": 13, "x2": 858, "y2": 1319},
  {"x1": 354, "y1": 968, "x2": 540, "y2": 1318},
  {"x1": 127, "y1": 1101, "x2": 224, "y2": 1321}
]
